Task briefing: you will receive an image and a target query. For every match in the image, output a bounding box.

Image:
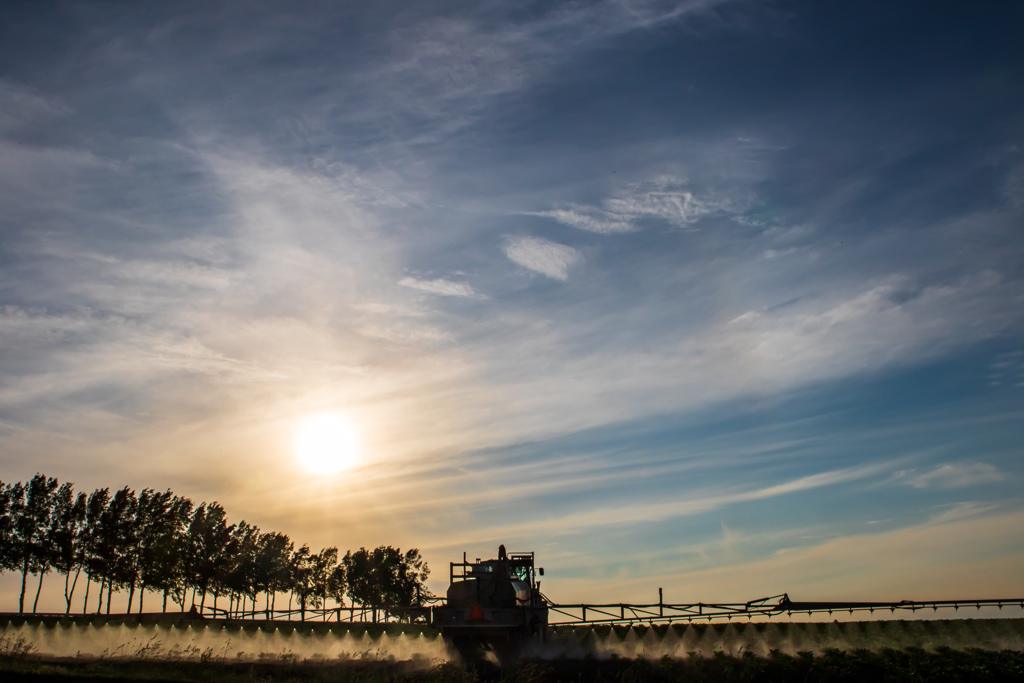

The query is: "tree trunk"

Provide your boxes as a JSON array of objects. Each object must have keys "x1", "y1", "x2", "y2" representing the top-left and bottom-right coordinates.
[
  {"x1": 67, "y1": 567, "x2": 82, "y2": 615},
  {"x1": 200, "y1": 589, "x2": 206, "y2": 610},
  {"x1": 82, "y1": 574, "x2": 91, "y2": 614},
  {"x1": 106, "y1": 581, "x2": 112, "y2": 615},
  {"x1": 19, "y1": 558, "x2": 29, "y2": 613},
  {"x1": 127, "y1": 581, "x2": 136, "y2": 614},
  {"x1": 96, "y1": 577, "x2": 104, "y2": 614},
  {"x1": 139, "y1": 587, "x2": 145, "y2": 614},
  {"x1": 33, "y1": 571, "x2": 45, "y2": 613},
  {"x1": 162, "y1": 589, "x2": 168, "y2": 613}
]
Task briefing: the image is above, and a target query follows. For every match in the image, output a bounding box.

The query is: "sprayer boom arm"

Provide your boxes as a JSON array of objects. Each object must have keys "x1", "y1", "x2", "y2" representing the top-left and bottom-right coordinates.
[{"x1": 545, "y1": 594, "x2": 1024, "y2": 626}]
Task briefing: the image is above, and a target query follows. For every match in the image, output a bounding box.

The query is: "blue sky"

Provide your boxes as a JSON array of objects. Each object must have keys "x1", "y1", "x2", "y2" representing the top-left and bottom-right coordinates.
[{"x1": 1, "y1": 0, "x2": 1023, "y2": 607}]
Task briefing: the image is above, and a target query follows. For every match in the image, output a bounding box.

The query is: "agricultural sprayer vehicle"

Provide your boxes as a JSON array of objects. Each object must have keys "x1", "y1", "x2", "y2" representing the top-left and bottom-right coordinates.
[{"x1": 432, "y1": 545, "x2": 1024, "y2": 662}]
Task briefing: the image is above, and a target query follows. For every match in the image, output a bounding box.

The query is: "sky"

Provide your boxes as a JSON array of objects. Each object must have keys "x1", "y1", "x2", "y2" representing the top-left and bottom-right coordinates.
[{"x1": 1, "y1": 0, "x2": 1023, "y2": 610}]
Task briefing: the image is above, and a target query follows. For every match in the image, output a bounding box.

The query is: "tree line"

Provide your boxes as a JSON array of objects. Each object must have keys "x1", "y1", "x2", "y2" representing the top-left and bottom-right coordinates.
[{"x1": 0, "y1": 474, "x2": 429, "y2": 619}]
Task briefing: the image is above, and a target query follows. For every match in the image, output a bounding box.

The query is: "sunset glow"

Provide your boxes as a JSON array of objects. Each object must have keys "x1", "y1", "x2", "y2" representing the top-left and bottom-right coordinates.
[{"x1": 1, "y1": 1, "x2": 1023, "y2": 615}]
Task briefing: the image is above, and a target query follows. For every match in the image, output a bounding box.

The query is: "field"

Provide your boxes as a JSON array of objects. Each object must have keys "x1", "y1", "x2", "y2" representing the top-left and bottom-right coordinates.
[
  {"x1": 2, "y1": 643, "x2": 1024, "y2": 682},
  {"x1": 2, "y1": 616, "x2": 1024, "y2": 681}
]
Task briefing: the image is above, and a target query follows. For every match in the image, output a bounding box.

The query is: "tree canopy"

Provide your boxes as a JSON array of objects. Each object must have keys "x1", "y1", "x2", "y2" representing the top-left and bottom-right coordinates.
[{"x1": 0, "y1": 474, "x2": 430, "y2": 620}]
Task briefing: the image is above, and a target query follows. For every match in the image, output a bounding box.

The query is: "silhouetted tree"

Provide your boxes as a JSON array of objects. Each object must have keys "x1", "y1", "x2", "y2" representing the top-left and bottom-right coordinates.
[
  {"x1": 80, "y1": 488, "x2": 109, "y2": 613},
  {"x1": 131, "y1": 488, "x2": 178, "y2": 613},
  {"x1": 289, "y1": 544, "x2": 318, "y2": 621},
  {"x1": 311, "y1": 546, "x2": 340, "y2": 621},
  {"x1": 115, "y1": 489, "x2": 144, "y2": 613},
  {"x1": 329, "y1": 562, "x2": 346, "y2": 606},
  {"x1": 97, "y1": 487, "x2": 137, "y2": 614},
  {"x1": 221, "y1": 521, "x2": 258, "y2": 617},
  {"x1": 49, "y1": 483, "x2": 87, "y2": 614},
  {"x1": 186, "y1": 503, "x2": 235, "y2": 609},
  {"x1": 252, "y1": 531, "x2": 292, "y2": 614},
  {"x1": 0, "y1": 482, "x2": 15, "y2": 584},
  {"x1": 8, "y1": 475, "x2": 59, "y2": 613},
  {"x1": 148, "y1": 495, "x2": 193, "y2": 612},
  {"x1": 0, "y1": 473, "x2": 429, "y2": 621},
  {"x1": 343, "y1": 546, "x2": 430, "y2": 619},
  {"x1": 394, "y1": 548, "x2": 430, "y2": 608}
]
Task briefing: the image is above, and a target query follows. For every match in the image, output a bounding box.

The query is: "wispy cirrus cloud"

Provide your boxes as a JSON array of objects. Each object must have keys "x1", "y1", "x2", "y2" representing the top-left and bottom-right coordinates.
[
  {"x1": 502, "y1": 235, "x2": 582, "y2": 281},
  {"x1": 896, "y1": 462, "x2": 1006, "y2": 490},
  {"x1": 987, "y1": 349, "x2": 1024, "y2": 387},
  {"x1": 925, "y1": 501, "x2": 1004, "y2": 525},
  {"x1": 489, "y1": 461, "x2": 894, "y2": 536},
  {"x1": 399, "y1": 276, "x2": 479, "y2": 298},
  {"x1": 0, "y1": 79, "x2": 72, "y2": 132},
  {"x1": 532, "y1": 207, "x2": 636, "y2": 234},
  {"x1": 532, "y1": 176, "x2": 740, "y2": 233},
  {"x1": 365, "y1": 1, "x2": 736, "y2": 124},
  {"x1": 3, "y1": 0, "x2": 1024, "y2": 611},
  {"x1": 570, "y1": 509, "x2": 1024, "y2": 604}
]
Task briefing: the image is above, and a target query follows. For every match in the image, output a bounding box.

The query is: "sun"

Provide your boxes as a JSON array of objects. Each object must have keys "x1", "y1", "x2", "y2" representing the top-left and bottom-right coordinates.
[{"x1": 293, "y1": 413, "x2": 359, "y2": 474}]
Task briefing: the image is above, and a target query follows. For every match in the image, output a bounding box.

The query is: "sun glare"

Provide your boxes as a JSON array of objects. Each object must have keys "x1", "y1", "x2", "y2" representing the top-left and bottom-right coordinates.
[{"x1": 293, "y1": 413, "x2": 359, "y2": 475}]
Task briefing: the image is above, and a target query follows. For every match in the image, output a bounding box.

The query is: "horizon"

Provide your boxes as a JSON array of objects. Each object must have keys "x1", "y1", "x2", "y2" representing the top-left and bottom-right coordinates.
[{"x1": 1, "y1": 0, "x2": 1023, "y2": 613}]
